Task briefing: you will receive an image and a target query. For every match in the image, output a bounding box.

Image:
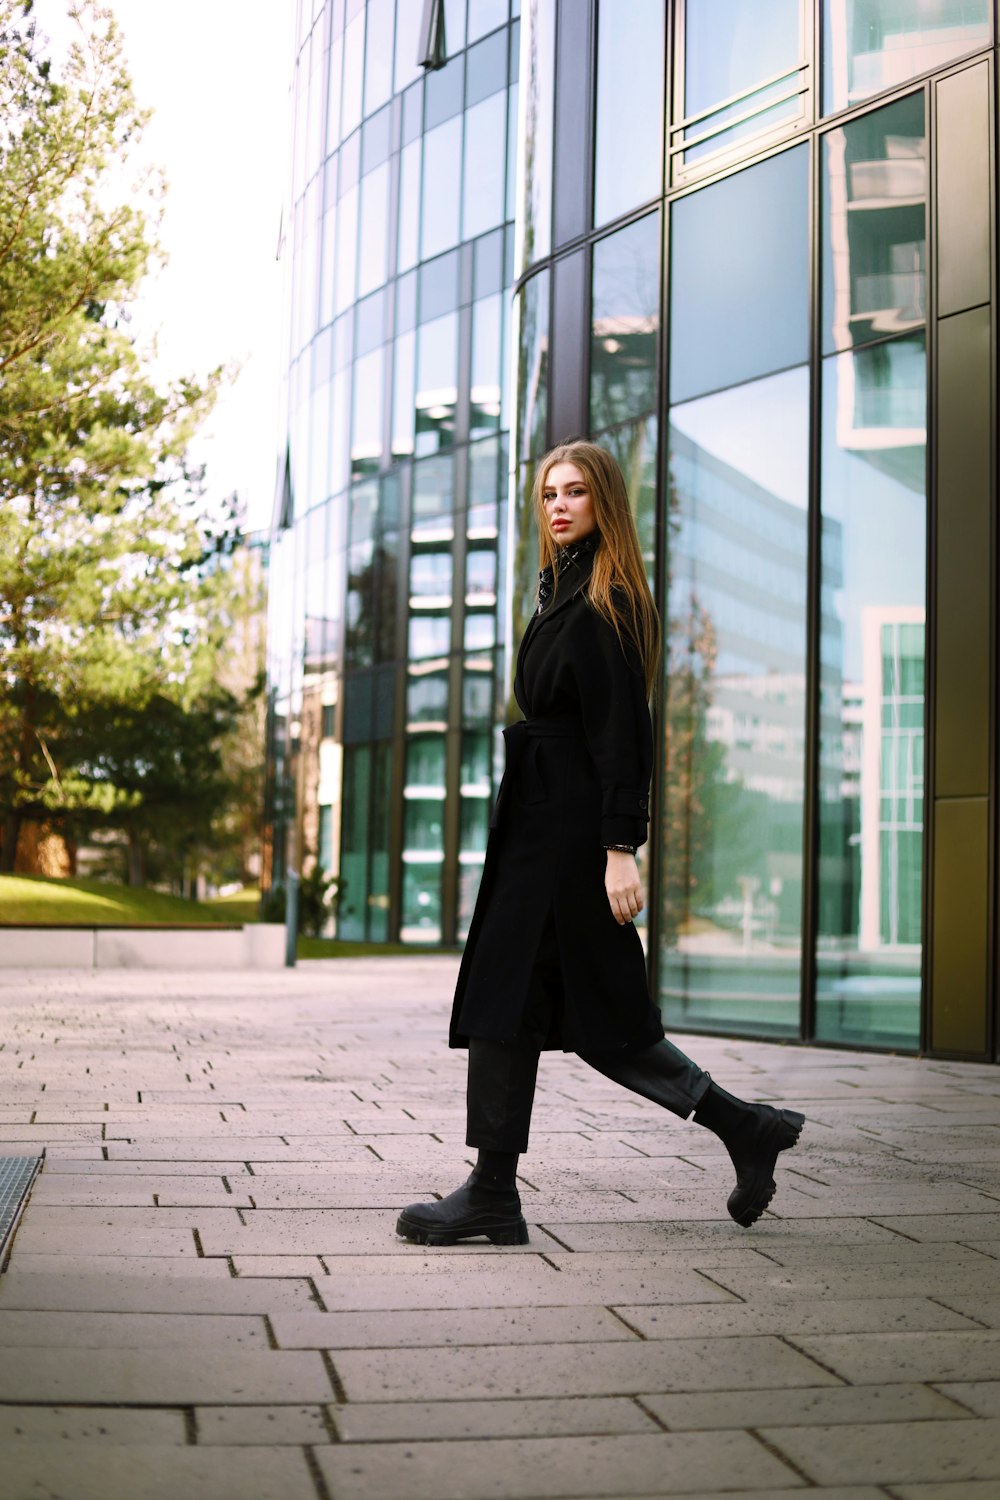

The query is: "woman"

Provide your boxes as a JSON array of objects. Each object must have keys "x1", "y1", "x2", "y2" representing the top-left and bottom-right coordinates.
[{"x1": 397, "y1": 441, "x2": 804, "y2": 1246}]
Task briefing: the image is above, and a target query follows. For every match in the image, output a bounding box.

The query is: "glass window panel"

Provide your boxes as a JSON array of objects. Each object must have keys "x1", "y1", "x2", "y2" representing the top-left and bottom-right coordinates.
[
  {"x1": 463, "y1": 91, "x2": 507, "y2": 241},
  {"x1": 329, "y1": 367, "x2": 352, "y2": 493},
  {"x1": 391, "y1": 329, "x2": 417, "y2": 457},
  {"x1": 341, "y1": 11, "x2": 365, "y2": 138},
  {"x1": 334, "y1": 308, "x2": 354, "y2": 369},
  {"x1": 406, "y1": 733, "x2": 447, "y2": 790},
  {"x1": 409, "y1": 550, "x2": 454, "y2": 604},
  {"x1": 351, "y1": 346, "x2": 383, "y2": 475},
  {"x1": 445, "y1": 0, "x2": 467, "y2": 50},
  {"x1": 363, "y1": 0, "x2": 393, "y2": 116},
  {"x1": 355, "y1": 288, "x2": 386, "y2": 356},
  {"x1": 421, "y1": 116, "x2": 463, "y2": 260},
  {"x1": 426, "y1": 54, "x2": 466, "y2": 129},
  {"x1": 516, "y1": 0, "x2": 554, "y2": 272},
  {"x1": 338, "y1": 744, "x2": 370, "y2": 940},
  {"x1": 596, "y1": 415, "x2": 658, "y2": 586},
  {"x1": 415, "y1": 312, "x2": 459, "y2": 454},
  {"x1": 395, "y1": 0, "x2": 424, "y2": 95},
  {"x1": 471, "y1": 293, "x2": 503, "y2": 437},
  {"x1": 402, "y1": 78, "x2": 424, "y2": 142},
  {"x1": 682, "y1": 0, "x2": 803, "y2": 166},
  {"x1": 822, "y1": 92, "x2": 926, "y2": 355},
  {"x1": 335, "y1": 184, "x2": 359, "y2": 313},
  {"x1": 413, "y1": 452, "x2": 456, "y2": 538},
  {"x1": 670, "y1": 146, "x2": 808, "y2": 405},
  {"x1": 368, "y1": 741, "x2": 391, "y2": 942},
  {"x1": 407, "y1": 669, "x2": 449, "y2": 728},
  {"x1": 468, "y1": 0, "x2": 508, "y2": 45},
  {"x1": 464, "y1": 611, "x2": 496, "y2": 650},
  {"x1": 408, "y1": 615, "x2": 452, "y2": 659},
  {"x1": 362, "y1": 103, "x2": 392, "y2": 173},
  {"x1": 397, "y1": 138, "x2": 422, "y2": 274},
  {"x1": 590, "y1": 213, "x2": 660, "y2": 432},
  {"x1": 467, "y1": 26, "x2": 508, "y2": 105},
  {"x1": 474, "y1": 228, "x2": 505, "y2": 299},
  {"x1": 468, "y1": 436, "x2": 500, "y2": 537},
  {"x1": 506, "y1": 78, "x2": 518, "y2": 223},
  {"x1": 420, "y1": 250, "x2": 460, "y2": 323},
  {"x1": 339, "y1": 126, "x2": 361, "y2": 194},
  {"x1": 358, "y1": 162, "x2": 390, "y2": 296},
  {"x1": 462, "y1": 661, "x2": 494, "y2": 725},
  {"x1": 401, "y1": 865, "x2": 443, "y2": 942},
  {"x1": 396, "y1": 269, "x2": 418, "y2": 333},
  {"x1": 815, "y1": 331, "x2": 925, "y2": 1049},
  {"x1": 326, "y1": 31, "x2": 344, "y2": 151},
  {"x1": 466, "y1": 547, "x2": 497, "y2": 601},
  {"x1": 660, "y1": 365, "x2": 810, "y2": 1038},
  {"x1": 515, "y1": 269, "x2": 549, "y2": 460},
  {"x1": 824, "y1": 0, "x2": 990, "y2": 114},
  {"x1": 594, "y1": 0, "x2": 664, "y2": 225}
]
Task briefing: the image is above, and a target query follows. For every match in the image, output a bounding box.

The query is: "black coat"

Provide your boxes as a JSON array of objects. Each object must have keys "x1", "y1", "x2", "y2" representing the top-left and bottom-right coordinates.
[{"x1": 450, "y1": 546, "x2": 665, "y2": 1054}]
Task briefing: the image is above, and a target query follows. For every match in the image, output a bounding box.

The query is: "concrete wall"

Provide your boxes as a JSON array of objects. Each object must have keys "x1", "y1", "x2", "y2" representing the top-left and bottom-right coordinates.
[{"x1": 0, "y1": 926, "x2": 287, "y2": 970}]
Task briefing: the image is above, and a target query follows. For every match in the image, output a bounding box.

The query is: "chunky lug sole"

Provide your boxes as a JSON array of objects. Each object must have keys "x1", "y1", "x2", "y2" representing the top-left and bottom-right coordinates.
[
  {"x1": 395, "y1": 1210, "x2": 529, "y2": 1247},
  {"x1": 728, "y1": 1108, "x2": 805, "y2": 1228}
]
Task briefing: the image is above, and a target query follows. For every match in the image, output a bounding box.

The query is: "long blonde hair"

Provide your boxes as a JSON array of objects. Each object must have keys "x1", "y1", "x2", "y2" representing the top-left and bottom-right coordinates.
[{"x1": 532, "y1": 440, "x2": 661, "y2": 697}]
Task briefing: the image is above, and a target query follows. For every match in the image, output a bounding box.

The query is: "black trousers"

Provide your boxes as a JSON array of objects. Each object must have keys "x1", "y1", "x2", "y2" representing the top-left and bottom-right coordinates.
[{"x1": 465, "y1": 916, "x2": 711, "y2": 1154}]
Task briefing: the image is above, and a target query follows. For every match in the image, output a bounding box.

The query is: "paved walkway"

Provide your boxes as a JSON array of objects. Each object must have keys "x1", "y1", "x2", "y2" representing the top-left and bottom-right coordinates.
[{"x1": 0, "y1": 961, "x2": 998, "y2": 1500}]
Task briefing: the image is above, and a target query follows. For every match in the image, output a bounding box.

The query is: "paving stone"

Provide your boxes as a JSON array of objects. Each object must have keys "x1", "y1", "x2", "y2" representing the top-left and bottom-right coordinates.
[
  {"x1": 311, "y1": 1265, "x2": 736, "y2": 1312},
  {"x1": 0, "y1": 1310, "x2": 267, "y2": 1347},
  {"x1": 870, "y1": 1213, "x2": 1000, "y2": 1241},
  {"x1": 194, "y1": 1404, "x2": 330, "y2": 1444},
  {"x1": 271, "y1": 1305, "x2": 633, "y2": 1349},
  {"x1": 931, "y1": 1295, "x2": 1000, "y2": 1329},
  {"x1": 0, "y1": 1274, "x2": 318, "y2": 1314},
  {"x1": 691, "y1": 1259, "x2": 1000, "y2": 1302},
  {"x1": 615, "y1": 1297, "x2": 981, "y2": 1338},
  {"x1": 329, "y1": 1397, "x2": 660, "y2": 1442},
  {"x1": 0, "y1": 1443, "x2": 318, "y2": 1500},
  {"x1": 4, "y1": 1253, "x2": 231, "y2": 1276},
  {"x1": 933, "y1": 1382, "x2": 1000, "y2": 1418},
  {"x1": 761, "y1": 1417, "x2": 1000, "y2": 1485},
  {"x1": 333, "y1": 1335, "x2": 837, "y2": 1402},
  {"x1": 786, "y1": 1331, "x2": 1000, "y2": 1383},
  {"x1": 314, "y1": 1430, "x2": 798, "y2": 1499},
  {"x1": 639, "y1": 1383, "x2": 971, "y2": 1430},
  {"x1": 231, "y1": 1255, "x2": 327, "y2": 1276},
  {"x1": 0, "y1": 1407, "x2": 187, "y2": 1443},
  {"x1": 890, "y1": 1485, "x2": 1000, "y2": 1499},
  {"x1": 0, "y1": 1346, "x2": 333, "y2": 1404}
]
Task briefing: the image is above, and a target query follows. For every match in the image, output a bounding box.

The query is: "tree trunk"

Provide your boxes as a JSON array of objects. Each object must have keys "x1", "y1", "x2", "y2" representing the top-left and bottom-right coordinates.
[
  {"x1": 126, "y1": 826, "x2": 144, "y2": 887},
  {"x1": 0, "y1": 811, "x2": 21, "y2": 873}
]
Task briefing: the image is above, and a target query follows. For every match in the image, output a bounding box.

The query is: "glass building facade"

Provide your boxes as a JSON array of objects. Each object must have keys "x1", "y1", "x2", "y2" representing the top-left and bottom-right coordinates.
[{"x1": 268, "y1": 0, "x2": 999, "y2": 1063}]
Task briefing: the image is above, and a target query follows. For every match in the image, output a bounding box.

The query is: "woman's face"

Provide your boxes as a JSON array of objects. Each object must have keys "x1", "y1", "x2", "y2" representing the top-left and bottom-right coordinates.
[{"x1": 541, "y1": 462, "x2": 597, "y2": 547}]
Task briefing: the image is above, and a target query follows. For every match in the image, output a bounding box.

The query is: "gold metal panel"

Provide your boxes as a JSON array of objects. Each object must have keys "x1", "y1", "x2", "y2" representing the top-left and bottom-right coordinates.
[
  {"x1": 936, "y1": 62, "x2": 991, "y2": 319},
  {"x1": 931, "y1": 796, "x2": 989, "y2": 1056}
]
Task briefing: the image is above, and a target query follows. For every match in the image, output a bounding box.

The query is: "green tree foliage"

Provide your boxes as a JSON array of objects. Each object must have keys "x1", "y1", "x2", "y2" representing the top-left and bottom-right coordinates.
[{"x1": 0, "y1": 0, "x2": 253, "y2": 882}]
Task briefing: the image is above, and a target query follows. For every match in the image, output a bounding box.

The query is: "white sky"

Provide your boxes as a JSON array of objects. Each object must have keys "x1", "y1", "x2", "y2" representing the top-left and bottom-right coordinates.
[{"x1": 33, "y1": 1, "x2": 294, "y2": 535}]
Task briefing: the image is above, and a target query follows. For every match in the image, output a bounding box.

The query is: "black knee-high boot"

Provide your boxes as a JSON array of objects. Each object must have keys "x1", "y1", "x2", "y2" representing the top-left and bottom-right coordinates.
[
  {"x1": 396, "y1": 1040, "x2": 537, "y2": 1247},
  {"x1": 693, "y1": 1080, "x2": 805, "y2": 1227}
]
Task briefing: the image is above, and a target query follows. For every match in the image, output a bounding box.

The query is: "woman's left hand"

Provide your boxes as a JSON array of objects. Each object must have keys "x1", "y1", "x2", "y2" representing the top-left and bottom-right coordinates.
[{"x1": 605, "y1": 850, "x2": 644, "y2": 925}]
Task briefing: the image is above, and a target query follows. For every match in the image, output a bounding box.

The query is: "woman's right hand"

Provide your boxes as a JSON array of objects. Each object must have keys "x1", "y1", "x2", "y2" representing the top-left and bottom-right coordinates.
[{"x1": 605, "y1": 850, "x2": 644, "y2": 925}]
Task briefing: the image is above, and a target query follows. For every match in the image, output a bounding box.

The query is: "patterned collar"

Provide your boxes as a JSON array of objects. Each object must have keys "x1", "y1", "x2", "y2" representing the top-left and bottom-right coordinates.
[{"x1": 537, "y1": 531, "x2": 601, "y2": 614}]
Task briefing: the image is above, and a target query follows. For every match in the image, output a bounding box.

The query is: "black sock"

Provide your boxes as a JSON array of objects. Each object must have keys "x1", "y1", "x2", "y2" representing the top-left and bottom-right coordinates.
[{"x1": 473, "y1": 1149, "x2": 519, "y2": 1190}]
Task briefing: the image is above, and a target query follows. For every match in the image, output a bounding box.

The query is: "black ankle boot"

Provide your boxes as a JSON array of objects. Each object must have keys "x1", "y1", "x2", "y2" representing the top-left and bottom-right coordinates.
[
  {"x1": 396, "y1": 1153, "x2": 527, "y2": 1246},
  {"x1": 694, "y1": 1080, "x2": 805, "y2": 1227}
]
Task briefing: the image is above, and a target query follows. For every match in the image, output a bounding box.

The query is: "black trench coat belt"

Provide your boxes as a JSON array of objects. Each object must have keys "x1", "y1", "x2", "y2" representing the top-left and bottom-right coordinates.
[{"x1": 489, "y1": 715, "x2": 584, "y2": 831}]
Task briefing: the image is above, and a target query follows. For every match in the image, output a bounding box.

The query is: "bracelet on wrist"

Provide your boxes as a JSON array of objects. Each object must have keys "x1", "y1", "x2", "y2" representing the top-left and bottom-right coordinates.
[{"x1": 604, "y1": 843, "x2": 636, "y2": 855}]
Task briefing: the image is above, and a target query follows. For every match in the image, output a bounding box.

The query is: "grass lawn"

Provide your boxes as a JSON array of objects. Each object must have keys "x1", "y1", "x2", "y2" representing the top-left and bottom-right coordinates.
[
  {"x1": 0, "y1": 874, "x2": 243, "y2": 927},
  {"x1": 202, "y1": 888, "x2": 262, "y2": 924}
]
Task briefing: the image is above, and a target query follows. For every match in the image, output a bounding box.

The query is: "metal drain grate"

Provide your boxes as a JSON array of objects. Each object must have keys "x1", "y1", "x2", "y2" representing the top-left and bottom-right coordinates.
[{"x1": 0, "y1": 1155, "x2": 42, "y2": 1262}]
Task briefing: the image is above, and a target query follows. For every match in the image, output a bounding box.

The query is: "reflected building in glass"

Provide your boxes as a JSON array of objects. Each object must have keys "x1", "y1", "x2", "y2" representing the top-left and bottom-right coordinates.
[{"x1": 269, "y1": 0, "x2": 1000, "y2": 1063}]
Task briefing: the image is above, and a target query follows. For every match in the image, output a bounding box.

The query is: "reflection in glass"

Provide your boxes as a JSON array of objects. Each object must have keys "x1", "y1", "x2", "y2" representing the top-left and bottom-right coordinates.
[
  {"x1": 335, "y1": 184, "x2": 359, "y2": 314},
  {"x1": 463, "y1": 92, "x2": 507, "y2": 241},
  {"x1": 515, "y1": 270, "x2": 548, "y2": 461},
  {"x1": 421, "y1": 117, "x2": 462, "y2": 261},
  {"x1": 338, "y1": 744, "x2": 370, "y2": 941},
  {"x1": 358, "y1": 163, "x2": 390, "y2": 297},
  {"x1": 471, "y1": 294, "x2": 503, "y2": 438},
  {"x1": 397, "y1": 139, "x2": 421, "y2": 274},
  {"x1": 681, "y1": 0, "x2": 803, "y2": 166},
  {"x1": 463, "y1": 659, "x2": 494, "y2": 725},
  {"x1": 824, "y1": 0, "x2": 990, "y2": 114},
  {"x1": 590, "y1": 213, "x2": 660, "y2": 432},
  {"x1": 469, "y1": 0, "x2": 507, "y2": 44},
  {"x1": 351, "y1": 347, "x2": 383, "y2": 476},
  {"x1": 363, "y1": 0, "x2": 393, "y2": 117},
  {"x1": 468, "y1": 437, "x2": 501, "y2": 536},
  {"x1": 394, "y1": 0, "x2": 424, "y2": 96},
  {"x1": 466, "y1": 547, "x2": 497, "y2": 604},
  {"x1": 660, "y1": 367, "x2": 810, "y2": 1037},
  {"x1": 415, "y1": 312, "x2": 459, "y2": 455},
  {"x1": 391, "y1": 330, "x2": 416, "y2": 457},
  {"x1": 594, "y1": 0, "x2": 663, "y2": 224},
  {"x1": 408, "y1": 615, "x2": 451, "y2": 660},
  {"x1": 402, "y1": 735, "x2": 446, "y2": 943},
  {"x1": 407, "y1": 669, "x2": 449, "y2": 730},
  {"x1": 341, "y1": 12, "x2": 365, "y2": 139},
  {"x1": 409, "y1": 550, "x2": 454, "y2": 607},
  {"x1": 670, "y1": 146, "x2": 808, "y2": 405},
  {"x1": 816, "y1": 332, "x2": 925, "y2": 1049},
  {"x1": 516, "y1": 0, "x2": 554, "y2": 271},
  {"x1": 597, "y1": 417, "x2": 657, "y2": 586},
  {"x1": 823, "y1": 92, "x2": 926, "y2": 355}
]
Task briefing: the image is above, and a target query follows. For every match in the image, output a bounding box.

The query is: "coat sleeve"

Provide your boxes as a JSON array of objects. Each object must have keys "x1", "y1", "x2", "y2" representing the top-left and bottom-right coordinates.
[{"x1": 571, "y1": 602, "x2": 653, "y2": 849}]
